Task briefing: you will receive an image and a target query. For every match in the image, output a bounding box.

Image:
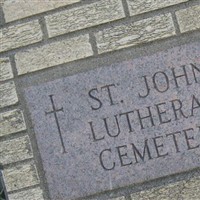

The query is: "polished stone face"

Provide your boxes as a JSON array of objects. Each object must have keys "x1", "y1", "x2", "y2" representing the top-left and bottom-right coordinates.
[{"x1": 24, "y1": 42, "x2": 200, "y2": 200}]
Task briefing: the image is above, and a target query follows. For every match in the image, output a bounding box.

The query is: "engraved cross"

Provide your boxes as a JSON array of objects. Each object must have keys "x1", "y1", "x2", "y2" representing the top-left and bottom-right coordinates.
[{"x1": 45, "y1": 94, "x2": 66, "y2": 153}]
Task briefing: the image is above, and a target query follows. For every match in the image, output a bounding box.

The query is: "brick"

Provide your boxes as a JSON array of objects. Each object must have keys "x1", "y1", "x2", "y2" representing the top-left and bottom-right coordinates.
[
  {"x1": 95, "y1": 14, "x2": 175, "y2": 54},
  {"x1": 0, "y1": 58, "x2": 13, "y2": 81},
  {"x1": 0, "y1": 136, "x2": 33, "y2": 165},
  {"x1": 127, "y1": 0, "x2": 188, "y2": 16},
  {"x1": 176, "y1": 5, "x2": 200, "y2": 33},
  {"x1": 0, "y1": 81, "x2": 18, "y2": 108},
  {"x1": 181, "y1": 177, "x2": 200, "y2": 199},
  {"x1": 0, "y1": 109, "x2": 26, "y2": 137},
  {"x1": 4, "y1": 163, "x2": 39, "y2": 192},
  {"x1": 2, "y1": 0, "x2": 80, "y2": 22},
  {"x1": 15, "y1": 34, "x2": 93, "y2": 75},
  {"x1": 8, "y1": 187, "x2": 44, "y2": 200},
  {"x1": 0, "y1": 20, "x2": 42, "y2": 53},
  {"x1": 131, "y1": 176, "x2": 200, "y2": 200},
  {"x1": 45, "y1": 0, "x2": 125, "y2": 38}
]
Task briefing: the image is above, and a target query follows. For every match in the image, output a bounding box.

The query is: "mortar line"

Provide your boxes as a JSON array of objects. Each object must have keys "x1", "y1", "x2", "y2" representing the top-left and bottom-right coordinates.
[
  {"x1": 7, "y1": 184, "x2": 41, "y2": 195},
  {"x1": 122, "y1": 0, "x2": 131, "y2": 17},
  {"x1": 0, "y1": 78, "x2": 16, "y2": 85},
  {"x1": 89, "y1": 32, "x2": 98, "y2": 56},
  {"x1": 0, "y1": 131, "x2": 28, "y2": 143},
  {"x1": 38, "y1": 17, "x2": 49, "y2": 41},
  {"x1": 171, "y1": 11, "x2": 181, "y2": 35},
  {"x1": 0, "y1": 103, "x2": 22, "y2": 115},
  {"x1": 9, "y1": 54, "x2": 19, "y2": 78},
  {"x1": 2, "y1": 158, "x2": 35, "y2": 170},
  {"x1": 0, "y1": 5, "x2": 5, "y2": 27}
]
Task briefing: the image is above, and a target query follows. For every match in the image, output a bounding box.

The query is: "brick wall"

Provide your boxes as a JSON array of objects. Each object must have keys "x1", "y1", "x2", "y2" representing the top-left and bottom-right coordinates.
[{"x1": 0, "y1": 0, "x2": 200, "y2": 200}]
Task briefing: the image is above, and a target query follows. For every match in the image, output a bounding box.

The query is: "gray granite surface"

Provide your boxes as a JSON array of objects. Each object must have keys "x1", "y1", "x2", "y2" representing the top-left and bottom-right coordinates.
[{"x1": 24, "y1": 42, "x2": 200, "y2": 200}]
